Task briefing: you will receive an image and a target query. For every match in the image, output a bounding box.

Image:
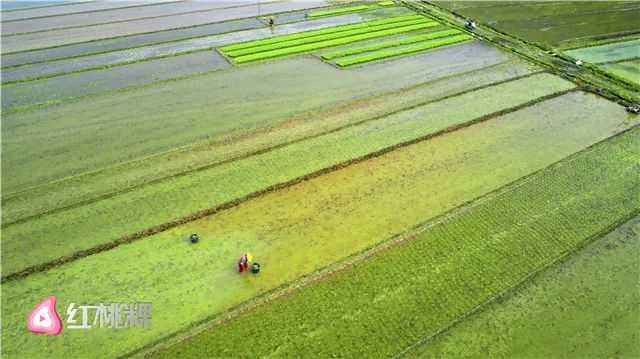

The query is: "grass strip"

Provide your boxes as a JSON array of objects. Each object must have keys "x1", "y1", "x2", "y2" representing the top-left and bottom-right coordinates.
[
  {"x1": 225, "y1": 18, "x2": 434, "y2": 57},
  {"x1": 322, "y1": 28, "x2": 460, "y2": 60},
  {"x1": 307, "y1": 4, "x2": 376, "y2": 18},
  {"x1": 378, "y1": 1, "x2": 396, "y2": 5},
  {"x1": 336, "y1": 33, "x2": 472, "y2": 66},
  {"x1": 220, "y1": 14, "x2": 424, "y2": 52},
  {"x1": 234, "y1": 22, "x2": 438, "y2": 63},
  {"x1": 155, "y1": 128, "x2": 640, "y2": 358}
]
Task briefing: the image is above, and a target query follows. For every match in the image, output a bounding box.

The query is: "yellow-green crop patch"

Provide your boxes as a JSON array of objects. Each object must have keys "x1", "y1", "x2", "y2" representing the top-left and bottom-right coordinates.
[
  {"x1": 322, "y1": 29, "x2": 461, "y2": 60},
  {"x1": 1, "y1": 73, "x2": 574, "y2": 275},
  {"x1": 2, "y1": 59, "x2": 539, "y2": 230},
  {"x1": 219, "y1": 14, "x2": 424, "y2": 52},
  {"x1": 225, "y1": 18, "x2": 435, "y2": 58},
  {"x1": 336, "y1": 34, "x2": 472, "y2": 67},
  {"x1": 156, "y1": 128, "x2": 640, "y2": 358},
  {"x1": 229, "y1": 20, "x2": 440, "y2": 64}
]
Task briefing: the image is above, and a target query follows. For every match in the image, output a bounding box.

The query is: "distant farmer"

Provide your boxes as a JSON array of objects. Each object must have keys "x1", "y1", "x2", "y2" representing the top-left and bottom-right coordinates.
[
  {"x1": 238, "y1": 253, "x2": 253, "y2": 273},
  {"x1": 268, "y1": 16, "x2": 275, "y2": 26}
]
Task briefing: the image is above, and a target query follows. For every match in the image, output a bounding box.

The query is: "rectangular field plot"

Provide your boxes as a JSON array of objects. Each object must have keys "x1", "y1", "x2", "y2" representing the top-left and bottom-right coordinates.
[
  {"x1": 321, "y1": 29, "x2": 461, "y2": 59},
  {"x1": 0, "y1": 0, "x2": 178, "y2": 21},
  {"x1": 1, "y1": 73, "x2": 575, "y2": 275},
  {"x1": 2, "y1": 1, "x2": 254, "y2": 35},
  {"x1": 434, "y1": 1, "x2": 640, "y2": 48},
  {"x1": 1, "y1": 59, "x2": 540, "y2": 229},
  {"x1": 565, "y1": 39, "x2": 640, "y2": 64},
  {"x1": 1, "y1": 13, "x2": 372, "y2": 82},
  {"x1": 335, "y1": 34, "x2": 471, "y2": 67},
  {"x1": 155, "y1": 128, "x2": 640, "y2": 358},
  {"x1": 407, "y1": 216, "x2": 640, "y2": 359},
  {"x1": 220, "y1": 14, "x2": 442, "y2": 63},
  {"x1": 602, "y1": 59, "x2": 640, "y2": 86},
  {"x1": 1, "y1": 17, "x2": 263, "y2": 68},
  {"x1": 2, "y1": 103, "x2": 636, "y2": 358},
  {"x1": 2, "y1": 51, "x2": 230, "y2": 111},
  {"x1": 1, "y1": 42, "x2": 509, "y2": 194},
  {"x1": 1, "y1": 0, "x2": 327, "y2": 52}
]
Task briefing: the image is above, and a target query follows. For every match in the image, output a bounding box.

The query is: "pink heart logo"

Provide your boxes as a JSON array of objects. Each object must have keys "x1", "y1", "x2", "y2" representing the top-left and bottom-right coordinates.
[{"x1": 27, "y1": 296, "x2": 63, "y2": 336}]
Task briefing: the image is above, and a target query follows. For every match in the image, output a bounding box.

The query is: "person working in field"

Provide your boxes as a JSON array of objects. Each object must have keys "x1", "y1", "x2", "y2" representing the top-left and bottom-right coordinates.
[{"x1": 238, "y1": 253, "x2": 253, "y2": 273}]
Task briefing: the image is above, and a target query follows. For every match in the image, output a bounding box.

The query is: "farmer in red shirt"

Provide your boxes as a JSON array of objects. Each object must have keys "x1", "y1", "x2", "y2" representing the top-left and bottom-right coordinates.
[{"x1": 238, "y1": 253, "x2": 249, "y2": 273}]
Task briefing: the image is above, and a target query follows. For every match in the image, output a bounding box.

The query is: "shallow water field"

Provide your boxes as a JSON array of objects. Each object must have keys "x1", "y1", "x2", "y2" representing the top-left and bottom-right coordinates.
[
  {"x1": 2, "y1": 51, "x2": 230, "y2": 111},
  {"x1": 2, "y1": 13, "x2": 369, "y2": 82},
  {"x1": 1, "y1": 0, "x2": 327, "y2": 52},
  {"x1": 601, "y1": 59, "x2": 640, "y2": 85},
  {"x1": 0, "y1": 0, "x2": 178, "y2": 21},
  {"x1": 565, "y1": 39, "x2": 640, "y2": 63},
  {"x1": 2, "y1": 1, "x2": 253, "y2": 35},
  {"x1": 1, "y1": 19, "x2": 263, "y2": 68}
]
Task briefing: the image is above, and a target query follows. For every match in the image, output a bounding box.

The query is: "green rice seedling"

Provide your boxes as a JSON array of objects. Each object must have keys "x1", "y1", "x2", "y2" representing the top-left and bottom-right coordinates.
[
  {"x1": 307, "y1": 5, "x2": 375, "y2": 18},
  {"x1": 226, "y1": 19, "x2": 435, "y2": 57},
  {"x1": 220, "y1": 14, "x2": 424, "y2": 52},
  {"x1": 336, "y1": 34, "x2": 472, "y2": 66},
  {"x1": 234, "y1": 22, "x2": 437, "y2": 63},
  {"x1": 322, "y1": 29, "x2": 460, "y2": 60}
]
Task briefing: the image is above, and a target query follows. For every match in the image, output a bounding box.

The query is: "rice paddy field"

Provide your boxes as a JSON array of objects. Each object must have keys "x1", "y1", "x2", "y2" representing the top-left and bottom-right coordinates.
[{"x1": 1, "y1": 1, "x2": 639, "y2": 358}]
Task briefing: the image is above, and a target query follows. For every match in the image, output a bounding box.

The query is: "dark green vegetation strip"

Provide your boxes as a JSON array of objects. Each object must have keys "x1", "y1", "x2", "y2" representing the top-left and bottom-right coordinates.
[
  {"x1": 220, "y1": 14, "x2": 424, "y2": 52},
  {"x1": 405, "y1": 216, "x2": 640, "y2": 358},
  {"x1": 225, "y1": 18, "x2": 433, "y2": 57},
  {"x1": 432, "y1": 1, "x2": 640, "y2": 49},
  {"x1": 234, "y1": 22, "x2": 439, "y2": 63},
  {"x1": 156, "y1": 128, "x2": 640, "y2": 358},
  {"x1": 322, "y1": 29, "x2": 460, "y2": 60},
  {"x1": 336, "y1": 34, "x2": 471, "y2": 66},
  {"x1": 407, "y1": 1, "x2": 639, "y2": 105}
]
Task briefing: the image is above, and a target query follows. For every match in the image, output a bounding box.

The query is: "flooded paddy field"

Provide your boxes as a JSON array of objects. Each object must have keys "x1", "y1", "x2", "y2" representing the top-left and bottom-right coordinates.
[{"x1": 1, "y1": 1, "x2": 638, "y2": 358}]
